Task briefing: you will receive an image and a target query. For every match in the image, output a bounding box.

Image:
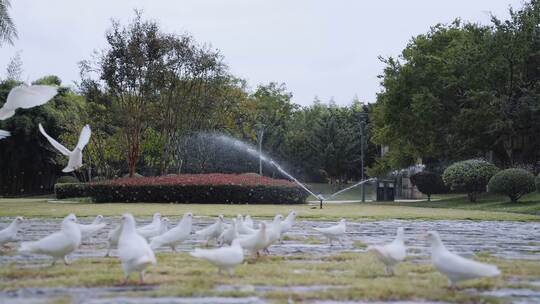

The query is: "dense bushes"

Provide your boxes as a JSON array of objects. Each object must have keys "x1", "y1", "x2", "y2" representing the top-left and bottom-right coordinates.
[
  {"x1": 55, "y1": 173, "x2": 308, "y2": 204},
  {"x1": 55, "y1": 183, "x2": 88, "y2": 198},
  {"x1": 488, "y1": 168, "x2": 535, "y2": 203},
  {"x1": 56, "y1": 176, "x2": 80, "y2": 184},
  {"x1": 442, "y1": 159, "x2": 499, "y2": 202},
  {"x1": 410, "y1": 171, "x2": 447, "y2": 201}
]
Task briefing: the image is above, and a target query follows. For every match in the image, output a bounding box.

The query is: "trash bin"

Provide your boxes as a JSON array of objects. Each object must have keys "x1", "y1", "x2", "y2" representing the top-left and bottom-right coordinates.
[{"x1": 376, "y1": 179, "x2": 395, "y2": 201}]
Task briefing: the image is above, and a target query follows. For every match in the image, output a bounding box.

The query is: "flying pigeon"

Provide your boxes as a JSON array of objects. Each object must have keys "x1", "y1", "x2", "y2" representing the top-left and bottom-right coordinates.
[
  {"x1": 0, "y1": 85, "x2": 58, "y2": 139},
  {"x1": 38, "y1": 123, "x2": 91, "y2": 172}
]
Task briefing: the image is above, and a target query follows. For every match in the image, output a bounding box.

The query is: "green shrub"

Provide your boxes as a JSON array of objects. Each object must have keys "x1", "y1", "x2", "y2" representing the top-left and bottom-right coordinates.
[
  {"x1": 55, "y1": 183, "x2": 88, "y2": 199},
  {"x1": 488, "y1": 168, "x2": 535, "y2": 203},
  {"x1": 410, "y1": 171, "x2": 448, "y2": 201},
  {"x1": 442, "y1": 159, "x2": 499, "y2": 202},
  {"x1": 56, "y1": 176, "x2": 79, "y2": 184}
]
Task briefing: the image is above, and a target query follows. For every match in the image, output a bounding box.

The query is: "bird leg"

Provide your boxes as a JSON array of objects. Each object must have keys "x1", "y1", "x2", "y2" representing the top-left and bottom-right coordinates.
[
  {"x1": 50, "y1": 259, "x2": 57, "y2": 267},
  {"x1": 171, "y1": 246, "x2": 176, "y2": 253},
  {"x1": 329, "y1": 238, "x2": 333, "y2": 246},
  {"x1": 385, "y1": 266, "x2": 395, "y2": 276},
  {"x1": 63, "y1": 256, "x2": 71, "y2": 265}
]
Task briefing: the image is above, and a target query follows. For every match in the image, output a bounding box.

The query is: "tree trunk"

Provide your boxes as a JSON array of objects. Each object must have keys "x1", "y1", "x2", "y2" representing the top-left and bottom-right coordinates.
[{"x1": 427, "y1": 194, "x2": 431, "y2": 202}]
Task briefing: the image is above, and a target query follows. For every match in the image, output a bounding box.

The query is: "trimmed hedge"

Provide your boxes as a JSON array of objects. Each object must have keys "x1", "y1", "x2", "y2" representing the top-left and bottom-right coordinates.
[
  {"x1": 55, "y1": 183, "x2": 88, "y2": 198},
  {"x1": 442, "y1": 159, "x2": 499, "y2": 202},
  {"x1": 55, "y1": 174, "x2": 309, "y2": 204},
  {"x1": 488, "y1": 168, "x2": 535, "y2": 203}
]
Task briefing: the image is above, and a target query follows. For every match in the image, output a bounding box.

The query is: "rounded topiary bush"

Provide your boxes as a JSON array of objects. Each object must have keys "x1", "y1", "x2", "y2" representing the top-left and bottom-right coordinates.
[
  {"x1": 442, "y1": 159, "x2": 499, "y2": 202},
  {"x1": 488, "y1": 168, "x2": 535, "y2": 203},
  {"x1": 410, "y1": 171, "x2": 447, "y2": 201},
  {"x1": 56, "y1": 175, "x2": 79, "y2": 184}
]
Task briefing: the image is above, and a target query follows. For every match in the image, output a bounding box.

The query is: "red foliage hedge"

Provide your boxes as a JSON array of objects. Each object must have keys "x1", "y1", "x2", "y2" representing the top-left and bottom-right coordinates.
[
  {"x1": 55, "y1": 173, "x2": 307, "y2": 204},
  {"x1": 106, "y1": 173, "x2": 297, "y2": 187}
]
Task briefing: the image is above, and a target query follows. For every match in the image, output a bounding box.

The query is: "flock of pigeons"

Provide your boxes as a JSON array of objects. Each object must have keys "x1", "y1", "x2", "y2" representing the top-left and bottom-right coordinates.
[
  {"x1": 0, "y1": 84, "x2": 92, "y2": 172},
  {"x1": 0, "y1": 212, "x2": 501, "y2": 287}
]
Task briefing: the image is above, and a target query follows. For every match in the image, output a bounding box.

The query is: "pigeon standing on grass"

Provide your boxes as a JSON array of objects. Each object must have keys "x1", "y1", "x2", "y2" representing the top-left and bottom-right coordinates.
[
  {"x1": 78, "y1": 215, "x2": 106, "y2": 239},
  {"x1": 150, "y1": 212, "x2": 193, "y2": 252},
  {"x1": 0, "y1": 85, "x2": 58, "y2": 140},
  {"x1": 218, "y1": 219, "x2": 239, "y2": 246},
  {"x1": 367, "y1": 227, "x2": 407, "y2": 275},
  {"x1": 237, "y1": 222, "x2": 268, "y2": 257},
  {"x1": 190, "y1": 238, "x2": 244, "y2": 275},
  {"x1": 38, "y1": 123, "x2": 91, "y2": 173},
  {"x1": 427, "y1": 230, "x2": 501, "y2": 288},
  {"x1": 313, "y1": 219, "x2": 347, "y2": 246},
  {"x1": 243, "y1": 215, "x2": 254, "y2": 229},
  {"x1": 0, "y1": 217, "x2": 24, "y2": 247},
  {"x1": 137, "y1": 217, "x2": 169, "y2": 241},
  {"x1": 195, "y1": 215, "x2": 225, "y2": 246},
  {"x1": 279, "y1": 210, "x2": 296, "y2": 241},
  {"x1": 236, "y1": 214, "x2": 256, "y2": 235},
  {"x1": 19, "y1": 214, "x2": 81, "y2": 266},
  {"x1": 118, "y1": 214, "x2": 156, "y2": 285}
]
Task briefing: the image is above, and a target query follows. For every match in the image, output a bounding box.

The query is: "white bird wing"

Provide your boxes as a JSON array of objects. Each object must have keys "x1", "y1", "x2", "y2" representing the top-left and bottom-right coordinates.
[
  {"x1": 434, "y1": 250, "x2": 500, "y2": 279},
  {"x1": 76, "y1": 125, "x2": 91, "y2": 151},
  {"x1": 5, "y1": 85, "x2": 58, "y2": 110},
  {"x1": 0, "y1": 130, "x2": 10, "y2": 139},
  {"x1": 191, "y1": 246, "x2": 242, "y2": 265},
  {"x1": 38, "y1": 124, "x2": 71, "y2": 156},
  {"x1": 0, "y1": 227, "x2": 15, "y2": 244},
  {"x1": 79, "y1": 223, "x2": 106, "y2": 236},
  {"x1": 22, "y1": 231, "x2": 71, "y2": 253}
]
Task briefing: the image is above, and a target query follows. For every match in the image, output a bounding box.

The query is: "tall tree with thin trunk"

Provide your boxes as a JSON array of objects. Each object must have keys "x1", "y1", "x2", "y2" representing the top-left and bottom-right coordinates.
[{"x1": 0, "y1": 0, "x2": 17, "y2": 46}]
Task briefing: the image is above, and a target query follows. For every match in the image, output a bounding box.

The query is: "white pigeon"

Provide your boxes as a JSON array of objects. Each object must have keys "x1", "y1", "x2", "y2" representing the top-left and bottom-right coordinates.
[
  {"x1": 118, "y1": 213, "x2": 157, "y2": 285},
  {"x1": 190, "y1": 238, "x2": 244, "y2": 275},
  {"x1": 237, "y1": 222, "x2": 268, "y2": 257},
  {"x1": 427, "y1": 230, "x2": 501, "y2": 287},
  {"x1": 244, "y1": 215, "x2": 254, "y2": 229},
  {"x1": 236, "y1": 214, "x2": 257, "y2": 235},
  {"x1": 19, "y1": 213, "x2": 81, "y2": 266},
  {"x1": 218, "y1": 218, "x2": 239, "y2": 246},
  {"x1": 78, "y1": 215, "x2": 106, "y2": 239},
  {"x1": 105, "y1": 223, "x2": 122, "y2": 257},
  {"x1": 38, "y1": 123, "x2": 91, "y2": 173},
  {"x1": 137, "y1": 217, "x2": 169, "y2": 241},
  {"x1": 0, "y1": 85, "x2": 58, "y2": 139},
  {"x1": 138, "y1": 213, "x2": 161, "y2": 231},
  {"x1": 0, "y1": 216, "x2": 24, "y2": 246},
  {"x1": 367, "y1": 227, "x2": 407, "y2": 275},
  {"x1": 262, "y1": 214, "x2": 284, "y2": 251},
  {"x1": 313, "y1": 219, "x2": 347, "y2": 245},
  {"x1": 195, "y1": 215, "x2": 225, "y2": 246},
  {"x1": 279, "y1": 210, "x2": 297, "y2": 241},
  {"x1": 150, "y1": 212, "x2": 193, "y2": 251}
]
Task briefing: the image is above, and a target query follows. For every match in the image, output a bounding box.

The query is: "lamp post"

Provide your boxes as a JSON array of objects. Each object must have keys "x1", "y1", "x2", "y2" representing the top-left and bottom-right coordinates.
[{"x1": 359, "y1": 112, "x2": 368, "y2": 203}]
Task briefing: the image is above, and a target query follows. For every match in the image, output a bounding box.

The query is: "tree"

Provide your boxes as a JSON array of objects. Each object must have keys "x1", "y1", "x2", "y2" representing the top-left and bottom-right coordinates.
[
  {"x1": 488, "y1": 168, "x2": 536, "y2": 203},
  {"x1": 410, "y1": 171, "x2": 447, "y2": 201},
  {"x1": 5, "y1": 51, "x2": 22, "y2": 80},
  {"x1": 0, "y1": 0, "x2": 17, "y2": 46},
  {"x1": 97, "y1": 12, "x2": 166, "y2": 177},
  {"x1": 442, "y1": 159, "x2": 499, "y2": 202}
]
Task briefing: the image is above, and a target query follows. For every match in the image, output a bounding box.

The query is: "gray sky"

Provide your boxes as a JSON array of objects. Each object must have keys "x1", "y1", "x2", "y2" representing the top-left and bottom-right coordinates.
[{"x1": 0, "y1": 0, "x2": 524, "y2": 106}]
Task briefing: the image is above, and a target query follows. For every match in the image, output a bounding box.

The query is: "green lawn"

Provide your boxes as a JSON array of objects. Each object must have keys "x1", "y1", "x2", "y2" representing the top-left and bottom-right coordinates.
[
  {"x1": 0, "y1": 196, "x2": 539, "y2": 221},
  {"x1": 371, "y1": 192, "x2": 540, "y2": 216},
  {"x1": 0, "y1": 251, "x2": 538, "y2": 303}
]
